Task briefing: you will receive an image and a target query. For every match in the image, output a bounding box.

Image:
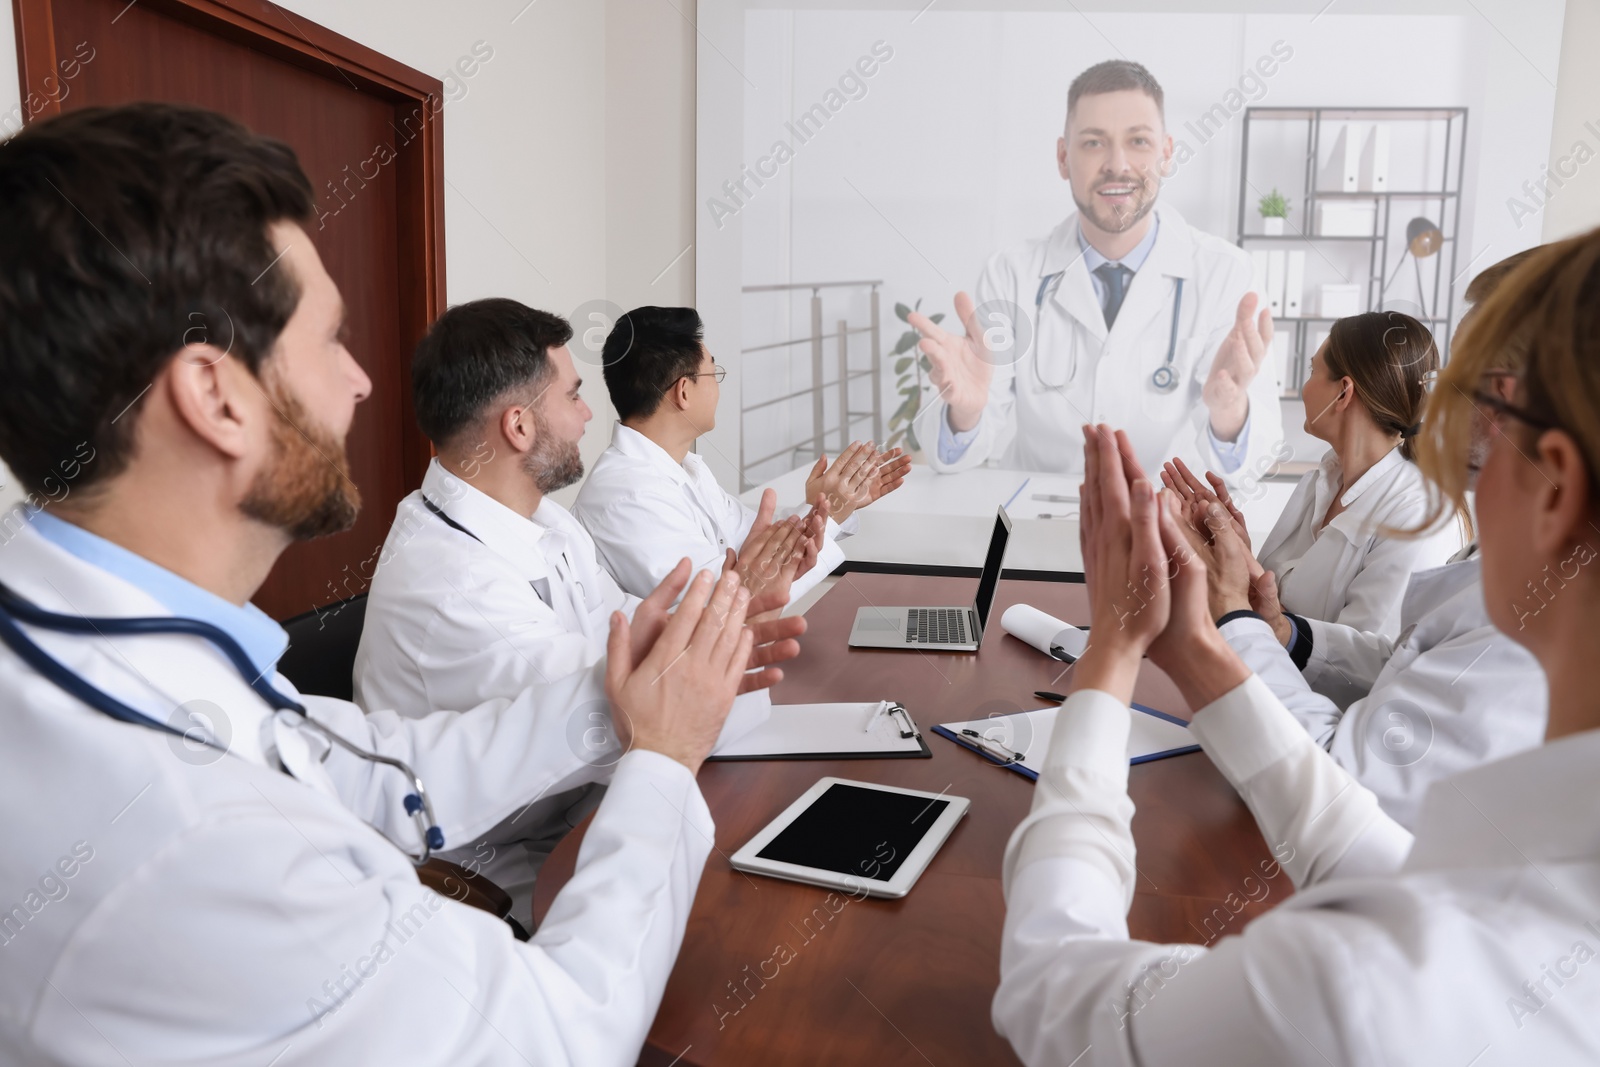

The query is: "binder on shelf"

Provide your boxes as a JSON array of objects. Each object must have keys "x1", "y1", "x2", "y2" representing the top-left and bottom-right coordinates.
[
  {"x1": 1250, "y1": 249, "x2": 1270, "y2": 307},
  {"x1": 1265, "y1": 249, "x2": 1286, "y2": 317},
  {"x1": 1362, "y1": 124, "x2": 1390, "y2": 193},
  {"x1": 933, "y1": 703, "x2": 1200, "y2": 780},
  {"x1": 1284, "y1": 249, "x2": 1306, "y2": 318},
  {"x1": 1341, "y1": 122, "x2": 1362, "y2": 192},
  {"x1": 707, "y1": 700, "x2": 932, "y2": 761},
  {"x1": 1272, "y1": 331, "x2": 1291, "y2": 392}
]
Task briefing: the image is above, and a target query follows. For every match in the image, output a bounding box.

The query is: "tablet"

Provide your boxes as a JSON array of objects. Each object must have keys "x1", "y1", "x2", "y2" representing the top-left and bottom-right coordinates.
[{"x1": 729, "y1": 777, "x2": 969, "y2": 899}]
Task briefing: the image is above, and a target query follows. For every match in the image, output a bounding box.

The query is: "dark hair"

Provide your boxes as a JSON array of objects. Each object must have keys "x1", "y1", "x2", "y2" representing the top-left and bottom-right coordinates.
[
  {"x1": 411, "y1": 298, "x2": 572, "y2": 446},
  {"x1": 0, "y1": 102, "x2": 312, "y2": 498},
  {"x1": 1322, "y1": 311, "x2": 1439, "y2": 462},
  {"x1": 601, "y1": 306, "x2": 707, "y2": 422},
  {"x1": 1067, "y1": 60, "x2": 1164, "y2": 122}
]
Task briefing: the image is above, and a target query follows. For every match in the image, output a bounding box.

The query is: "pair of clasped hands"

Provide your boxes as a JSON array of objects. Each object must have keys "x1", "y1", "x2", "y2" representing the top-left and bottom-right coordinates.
[
  {"x1": 1075, "y1": 424, "x2": 1283, "y2": 715},
  {"x1": 725, "y1": 441, "x2": 912, "y2": 608}
]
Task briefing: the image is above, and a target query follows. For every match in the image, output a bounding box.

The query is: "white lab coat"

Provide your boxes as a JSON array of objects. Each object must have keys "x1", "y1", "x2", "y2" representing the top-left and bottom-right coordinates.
[
  {"x1": 993, "y1": 674, "x2": 1600, "y2": 1066},
  {"x1": 1258, "y1": 446, "x2": 1463, "y2": 636},
  {"x1": 354, "y1": 459, "x2": 769, "y2": 909},
  {"x1": 573, "y1": 422, "x2": 847, "y2": 603},
  {"x1": 0, "y1": 521, "x2": 712, "y2": 1067},
  {"x1": 917, "y1": 202, "x2": 1285, "y2": 484},
  {"x1": 1217, "y1": 554, "x2": 1547, "y2": 827}
]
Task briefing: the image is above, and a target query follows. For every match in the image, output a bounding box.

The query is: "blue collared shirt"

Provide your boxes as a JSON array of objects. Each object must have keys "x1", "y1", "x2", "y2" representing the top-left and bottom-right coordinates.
[
  {"x1": 29, "y1": 510, "x2": 289, "y2": 680},
  {"x1": 939, "y1": 215, "x2": 1250, "y2": 472}
]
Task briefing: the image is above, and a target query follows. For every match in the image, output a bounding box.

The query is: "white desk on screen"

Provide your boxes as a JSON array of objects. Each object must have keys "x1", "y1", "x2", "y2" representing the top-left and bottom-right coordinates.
[{"x1": 740, "y1": 464, "x2": 1297, "y2": 573}]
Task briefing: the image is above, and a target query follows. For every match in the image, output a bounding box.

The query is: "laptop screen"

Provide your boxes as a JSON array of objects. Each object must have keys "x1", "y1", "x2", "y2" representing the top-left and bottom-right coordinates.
[{"x1": 972, "y1": 507, "x2": 1013, "y2": 632}]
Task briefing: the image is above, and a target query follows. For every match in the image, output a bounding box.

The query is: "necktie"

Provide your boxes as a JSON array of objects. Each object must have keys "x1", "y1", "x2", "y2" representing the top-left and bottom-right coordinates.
[{"x1": 1093, "y1": 262, "x2": 1132, "y2": 329}]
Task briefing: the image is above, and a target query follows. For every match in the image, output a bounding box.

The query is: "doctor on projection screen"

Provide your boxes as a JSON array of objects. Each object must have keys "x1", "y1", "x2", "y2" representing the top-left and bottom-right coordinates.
[{"x1": 910, "y1": 58, "x2": 1285, "y2": 485}]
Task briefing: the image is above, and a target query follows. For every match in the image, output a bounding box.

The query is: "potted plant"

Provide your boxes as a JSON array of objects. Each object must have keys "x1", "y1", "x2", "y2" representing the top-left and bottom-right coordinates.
[
  {"x1": 886, "y1": 298, "x2": 942, "y2": 456},
  {"x1": 1259, "y1": 187, "x2": 1290, "y2": 235}
]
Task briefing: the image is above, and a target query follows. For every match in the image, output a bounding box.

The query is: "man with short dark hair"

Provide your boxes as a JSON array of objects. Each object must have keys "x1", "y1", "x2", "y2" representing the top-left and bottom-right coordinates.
[
  {"x1": 910, "y1": 57, "x2": 1287, "y2": 482},
  {"x1": 574, "y1": 305, "x2": 910, "y2": 603},
  {"x1": 354, "y1": 297, "x2": 803, "y2": 909},
  {"x1": 0, "y1": 103, "x2": 764, "y2": 1064}
]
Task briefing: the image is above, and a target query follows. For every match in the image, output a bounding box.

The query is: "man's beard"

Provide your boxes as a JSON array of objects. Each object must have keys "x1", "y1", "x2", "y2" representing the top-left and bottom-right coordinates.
[
  {"x1": 1073, "y1": 171, "x2": 1158, "y2": 235},
  {"x1": 240, "y1": 376, "x2": 360, "y2": 540},
  {"x1": 525, "y1": 414, "x2": 584, "y2": 494}
]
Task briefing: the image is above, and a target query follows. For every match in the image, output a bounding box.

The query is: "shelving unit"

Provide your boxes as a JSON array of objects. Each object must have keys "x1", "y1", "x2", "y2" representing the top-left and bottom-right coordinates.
[{"x1": 1236, "y1": 107, "x2": 1468, "y2": 397}]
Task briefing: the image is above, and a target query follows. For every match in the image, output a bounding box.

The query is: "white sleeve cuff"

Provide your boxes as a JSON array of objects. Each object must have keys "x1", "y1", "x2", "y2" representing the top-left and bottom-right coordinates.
[{"x1": 1185, "y1": 671, "x2": 1311, "y2": 784}]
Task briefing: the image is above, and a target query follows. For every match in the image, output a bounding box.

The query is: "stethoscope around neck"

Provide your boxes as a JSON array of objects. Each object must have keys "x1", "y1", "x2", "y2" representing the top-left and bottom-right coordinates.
[
  {"x1": 1034, "y1": 270, "x2": 1184, "y2": 392},
  {"x1": 0, "y1": 580, "x2": 446, "y2": 864}
]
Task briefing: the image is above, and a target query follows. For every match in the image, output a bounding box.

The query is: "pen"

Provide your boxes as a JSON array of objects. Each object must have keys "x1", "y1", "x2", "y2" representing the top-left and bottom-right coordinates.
[
  {"x1": 1034, "y1": 690, "x2": 1066, "y2": 703},
  {"x1": 959, "y1": 728, "x2": 1025, "y2": 764},
  {"x1": 864, "y1": 701, "x2": 889, "y2": 734}
]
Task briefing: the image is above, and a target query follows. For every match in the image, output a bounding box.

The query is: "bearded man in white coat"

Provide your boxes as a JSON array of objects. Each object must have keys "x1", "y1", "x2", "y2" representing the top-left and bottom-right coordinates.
[
  {"x1": 0, "y1": 102, "x2": 790, "y2": 1066},
  {"x1": 910, "y1": 58, "x2": 1286, "y2": 483}
]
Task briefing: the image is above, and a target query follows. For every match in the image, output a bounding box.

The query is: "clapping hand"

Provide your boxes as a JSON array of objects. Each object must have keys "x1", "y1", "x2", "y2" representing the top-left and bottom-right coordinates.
[
  {"x1": 806, "y1": 442, "x2": 877, "y2": 522},
  {"x1": 1160, "y1": 456, "x2": 1255, "y2": 558},
  {"x1": 730, "y1": 490, "x2": 807, "y2": 608},
  {"x1": 634, "y1": 559, "x2": 807, "y2": 696},
  {"x1": 606, "y1": 569, "x2": 753, "y2": 775},
  {"x1": 1075, "y1": 424, "x2": 1170, "y2": 699}
]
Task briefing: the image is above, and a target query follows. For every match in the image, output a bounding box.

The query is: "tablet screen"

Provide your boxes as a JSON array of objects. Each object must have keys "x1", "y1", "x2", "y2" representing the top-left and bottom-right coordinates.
[{"x1": 755, "y1": 783, "x2": 951, "y2": 881}]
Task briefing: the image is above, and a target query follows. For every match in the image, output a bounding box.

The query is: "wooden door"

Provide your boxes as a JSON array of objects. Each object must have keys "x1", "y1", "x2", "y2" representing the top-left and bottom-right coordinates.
[{"x1": 12, "y1": 0, "x2": 443, "y2": 620}]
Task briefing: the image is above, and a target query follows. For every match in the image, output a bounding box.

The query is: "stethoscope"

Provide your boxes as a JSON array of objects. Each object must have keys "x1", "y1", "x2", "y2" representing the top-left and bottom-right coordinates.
[
  {"x1": 0, "y1": 580, "x2": 445, "y2": 864},
  {"x1": 423, "y1": 496, "x2": 583, "y2": 609},
  {"x1": 1034, "y1": 270, "x2": 1184, "y2": 393}
]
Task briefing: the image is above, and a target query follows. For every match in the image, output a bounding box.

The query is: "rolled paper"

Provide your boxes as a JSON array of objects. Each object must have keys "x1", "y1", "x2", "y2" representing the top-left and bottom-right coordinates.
[{"x1": 1000, "y1": 603, "x2": 1089, "y2": 661}]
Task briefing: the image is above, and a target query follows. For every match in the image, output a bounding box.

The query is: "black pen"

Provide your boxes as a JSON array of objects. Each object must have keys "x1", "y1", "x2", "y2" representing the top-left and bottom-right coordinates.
[{"x1": 1034, "y1": 690, "x2": 1066, "y2": 703}]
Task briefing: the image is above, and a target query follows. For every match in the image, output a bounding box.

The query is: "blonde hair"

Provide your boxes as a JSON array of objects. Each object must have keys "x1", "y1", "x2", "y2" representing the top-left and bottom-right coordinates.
[{"x1": 1414, "y1": 232, "x2": 1600, "y2": 530}]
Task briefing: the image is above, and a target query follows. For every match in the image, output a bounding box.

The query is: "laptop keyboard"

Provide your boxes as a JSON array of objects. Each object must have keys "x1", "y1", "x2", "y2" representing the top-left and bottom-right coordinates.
[{"x1": 907, "y1": 608, "x2": 969, "y2": 645}]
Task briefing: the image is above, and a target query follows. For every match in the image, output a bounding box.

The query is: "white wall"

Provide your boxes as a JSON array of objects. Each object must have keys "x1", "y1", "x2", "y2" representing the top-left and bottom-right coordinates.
[
  {"x1": 0, "y1": 0, "x2": 695, "y2": 510},
  {"x1": 1539, "y1": 0, "x2": 1600, "y2": 242}
]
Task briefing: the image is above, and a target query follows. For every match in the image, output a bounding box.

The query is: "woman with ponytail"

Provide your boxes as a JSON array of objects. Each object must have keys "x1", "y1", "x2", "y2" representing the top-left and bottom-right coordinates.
[{"x1": 1246, "y1": 311, "x2": 1465, "y2": 636}]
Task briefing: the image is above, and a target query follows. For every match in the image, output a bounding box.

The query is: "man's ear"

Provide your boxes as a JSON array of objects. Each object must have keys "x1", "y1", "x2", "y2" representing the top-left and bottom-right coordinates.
[
  {"x1": 671, "y1": 376, "x2": 693, "y2": 412},
  {"x1": 1529, "y1": 429, "x2": 1597, "y2": 559},
  {"x1": 1056, "y1": 136, "x2": 1070, "y2": 181},
  {"x1": 165, "y1": 348, "x2": 253, "y2": 459},
  {"x1": 500, "y1": 402, "x2": 537, "y2": 456}
]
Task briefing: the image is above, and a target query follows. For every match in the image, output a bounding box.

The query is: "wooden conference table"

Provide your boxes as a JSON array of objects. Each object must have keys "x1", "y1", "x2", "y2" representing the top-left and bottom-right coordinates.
[{"x1": 533, "y1": 571, "x2": 1289, "y2": 1066}]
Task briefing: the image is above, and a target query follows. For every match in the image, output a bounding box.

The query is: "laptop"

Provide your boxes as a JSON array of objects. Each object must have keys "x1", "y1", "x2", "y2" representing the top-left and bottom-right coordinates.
[{"x1": 847, "y1": 507, "x2": 1013, "y2": 652}]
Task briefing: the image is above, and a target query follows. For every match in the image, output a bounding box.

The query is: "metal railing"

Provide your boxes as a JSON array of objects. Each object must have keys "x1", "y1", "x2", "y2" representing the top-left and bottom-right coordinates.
[{"x1": 737, "y1": 280, "x2": 883, "y2": 491}]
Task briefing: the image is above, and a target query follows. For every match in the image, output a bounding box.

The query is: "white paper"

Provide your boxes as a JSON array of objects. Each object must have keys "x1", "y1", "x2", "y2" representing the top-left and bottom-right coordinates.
[
  {"x1": 939, "y1": 704, "x2": 1199, "y2": 769},
  {"x1": 1000, "y1": 603, "x2": 1089, "y2": 661},
  {"x1": 710, "y1": 701, "x2": 924, "y2": 758}
]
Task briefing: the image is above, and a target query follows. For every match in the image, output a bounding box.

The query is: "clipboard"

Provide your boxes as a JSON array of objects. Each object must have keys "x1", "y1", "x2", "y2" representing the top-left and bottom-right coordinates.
[
  {"x1": 932, "y1": 702, "x2": 1200, "y2": 780},
  {"x1": 707, "y1": 701, "x2": 932, "y2": 762}
]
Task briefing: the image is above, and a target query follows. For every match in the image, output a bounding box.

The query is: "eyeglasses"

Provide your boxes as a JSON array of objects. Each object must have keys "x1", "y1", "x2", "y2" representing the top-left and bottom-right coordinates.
[
  {"x1": 684, "y1": 364, "x2": 727, "y2": 384},
  {"x1": 1471, "y1": 371, "x2": 1556, "y2": 435}
]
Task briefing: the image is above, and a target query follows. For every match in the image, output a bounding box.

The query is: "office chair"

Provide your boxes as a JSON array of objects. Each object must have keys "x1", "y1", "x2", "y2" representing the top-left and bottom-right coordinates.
[{"x1": 275, "y1": 592, "x2": 528, "y2": 939}]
